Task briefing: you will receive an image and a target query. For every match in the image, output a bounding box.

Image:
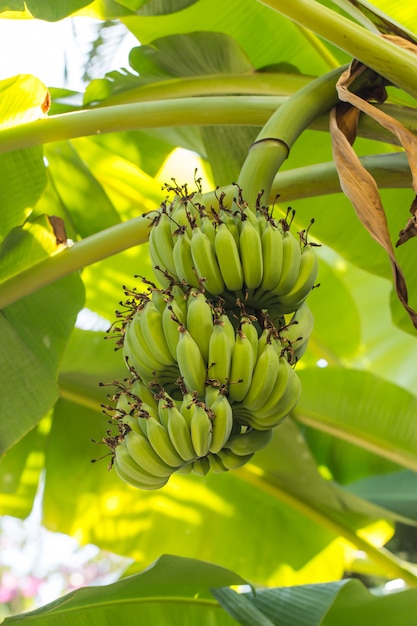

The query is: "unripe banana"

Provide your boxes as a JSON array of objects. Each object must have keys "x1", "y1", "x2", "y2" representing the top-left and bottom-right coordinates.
[
  {"x1": 214, "y1": 223, "x2": 244, "y2": 292},
  {"x1": 207, "y1": 390, "x2": 233, "y2": 454},
  {"x1": 122, "y1": 328, "x2": 157, "y2": 381},
  {"x1": 225, "y1": 428, "x2": 273, "y2": 455},
  {"x1": 149, "y1": 211, "x2": 177, "y2": 276},
  {"x1": 192, "y1": 456, "x2": 210, "y2": 476},
  {"x1": 169, "y1": 197, "x2": 200, "y2": 236},
  {"x1": 276, "y1": 244, "x2": 319, "y2": 313},
  {"x1": 180, "y1": 393, "x2": 196, "y2": 428},
  {"x1": 200, "y1": 215, "x2": 217, "y2": 247},
  {"x1": 228, "y1": 330, "x2": 255, "y2": 402},
  {"x1": 127, "y1": 314, "x2": 166, "y2": 373},
  {"x1": 190, "y1": 402, "x2": 213, "y2": 457},
  {"x1": 176, "y1": 325, "x2": 207, "y2": 397},
  {"x1": 124, "y1": 429, "x2": 173, "y2": 478},
  {"x1": 190, "y1": 227, "x2": 224, "y2": 295},
  {"x1": 140, "y1": 300, "x2": 175, "y2": 366},
  {"x1": 186, "y1": 290, "x2": 214, "y2": 364},
  {"x1": 260, "y1": 220, "x2": 284, "y2": 291},
  {"x1": 207, "y1": 453, "x2": 228, "y2": 473},
  {"x1": 161, "y1": 300, "x2": 184, "y2": 361},
  {"x1": 248, "y1": 359, "x2": 301, "y2": 429},
  {"x1": 166, "y1": 402, "x2": 196, "y2": 461},
  {"x1": 272, "y1": 231, "x2": 301, "y2": 296},
  {"x1": 146, "y1": 416, "x2": 184, "y2": 468},
  {"x1": 172, "y1": 231, "x2": 200, "y2": 288},
  {"x1": 219, "y1": 209, "x2": 240, "y2": 248},
  {"x1": 216, "y1": 448, "x2": 254, "y2": 470},
  {"x1": 114, "y1": 443, "x2": 169, "y2": 490},
  {"x1": 239, "y1": 217, "x2": 263, "y2": 289},
  {"x1": 241, "y1": 342, "x2": 280, "y2": 412},
  {"x1": 281, "y1": 302, "x2": 314, "y2": 363},
  {"x1": 240, "y1": 317, "x2": 259, "y2": 358},
  {"x1": 130, "y1": 378, "x2": 159, "y2": 413},
  {"x1": 208, "y1": 319, "x2": 233, "y2": 385}
]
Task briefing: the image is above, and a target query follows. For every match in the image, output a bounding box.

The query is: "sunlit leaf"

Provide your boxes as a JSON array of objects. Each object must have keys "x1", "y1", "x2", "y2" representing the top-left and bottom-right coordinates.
[{"x1": 0, "y1": 214, "x2": 66, "y2": 282}]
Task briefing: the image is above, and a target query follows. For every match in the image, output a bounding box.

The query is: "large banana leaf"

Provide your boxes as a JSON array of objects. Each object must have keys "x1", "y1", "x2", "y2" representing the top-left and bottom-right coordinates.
[{"x1": 0, "y1": 1, "x2": 417, "y2": 623}]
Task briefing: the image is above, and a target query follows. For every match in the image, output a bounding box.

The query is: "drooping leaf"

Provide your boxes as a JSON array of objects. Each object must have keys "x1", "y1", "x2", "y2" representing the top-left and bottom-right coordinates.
[{"x1": 2, "y1": 554, "x2": 243, "y2": 625}]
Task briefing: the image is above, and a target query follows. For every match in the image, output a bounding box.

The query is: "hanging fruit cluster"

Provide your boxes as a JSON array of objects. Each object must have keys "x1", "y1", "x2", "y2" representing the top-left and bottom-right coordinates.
[{"x1": 101, "y1": 182, "x2": 318, "y2": 490}]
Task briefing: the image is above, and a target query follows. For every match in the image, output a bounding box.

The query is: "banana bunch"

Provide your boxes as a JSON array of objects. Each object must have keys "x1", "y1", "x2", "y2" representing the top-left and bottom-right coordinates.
[
  {"x1": 147, "y1": 192, "x2": 318, "y2": 315},
  {"x1": 100, "y1": 182, "x2": 319, "y2": 490},
  {"x1": 106, "y1": 378, "x2": 273, "y2": 489}
]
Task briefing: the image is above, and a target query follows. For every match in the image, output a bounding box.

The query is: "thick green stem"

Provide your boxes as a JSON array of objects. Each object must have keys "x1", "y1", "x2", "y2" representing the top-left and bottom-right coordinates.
[
  {"x1": 259, "y1": 0, "x2": 417, "y2": 99},
  {"x1": 89, "y1": 72, "x2": 312, "y2": 106},
  {"x1": 0, "y1": 90, "x2": 414, "y2": 155},
  {"x1": 0, "y1": 215, "x2": 150, "y2": 309},
  {"x1": 236, "y1": 67, "x2": 346, "y2": 206},
  {"x1": 0, "y1": 96, "x2": 287, "y2": 154}
]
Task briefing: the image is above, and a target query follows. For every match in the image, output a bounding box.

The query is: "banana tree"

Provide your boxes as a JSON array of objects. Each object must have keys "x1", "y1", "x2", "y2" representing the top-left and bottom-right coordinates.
[{"x1": 1, "y1": 0, "x2": 417, "y2": 624}]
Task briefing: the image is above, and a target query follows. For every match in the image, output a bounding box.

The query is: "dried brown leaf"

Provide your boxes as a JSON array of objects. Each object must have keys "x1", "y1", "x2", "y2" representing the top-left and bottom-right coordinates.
[{"x1": 330, "y1": 106, "x2": 417, "y2": 330}]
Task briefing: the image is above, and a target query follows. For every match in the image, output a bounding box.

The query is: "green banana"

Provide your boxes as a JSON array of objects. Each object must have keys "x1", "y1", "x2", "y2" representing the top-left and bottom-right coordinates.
[
  {"x1": 190, "y1": 402, "x2": 213, "y2": 457},
  {"x1": 149, "y1": 211, "x2": 177, "y2": 277},
  {"x1": 240, "y1": 317, "x2": 260, "y2": 358},
  {"x1": 172, "y1": 231, "x2": 200, "y2": 288},
  {"x1": 207, "y1": 390, "x2": 233, "y2": 454},
  {"x1": 180, "y1": 392, "x2": 196, "y2": 428},
  {"x1": 216, "y1": 448, "x2": 254, "y2": 470},
  {"x1": 228, "y1": 330, "x2": 255, "y2": 402},
  {"x1": 281, "y1": 302, "x2": 314, "y2": 363},
  {"x1": 122, "y1": 328, "x2": 157, "y2": 381},
  {"x1": 161, "y1": 300, "x2": 184, "y2": 361},
  {"x1": 176, "y1": 325, "x2": 207, "y2": 397},
  {"x1": 249, "y1": 360, "x2": 301, "y2": 428},
  {"x1": 271, "y1": 230, "x2": 302, "y2": 296},
  {"x1": 127, "y1": 314, "x2": 166, "y2": 373},
  {"x1": 276, "y1": 244, "x2": 319, "y2": 313},
  {"x1": 128, "y1": 379, "x2": 158, "y2": 412},
  {"x1": 166, "y1": 402, "x2": 196, "y2": 461},
  {"x1": 219, "y1": 209, "x2": 240, "y2": 248},
  {"x1": 207, "y1": 319, "x2": 233, "y2": 385},
  {"x1": 241, "y1": 342, "x2": 280, "y2": 412},
  {"x1": 140, "y1": 300, "x2": 175, "y2": 366},
  {"x1": 214, "y1": 222, "x2": 244, "y2": 292},
  {"x1": 207, "y1": 453, "x2": 228, "y2": 473},
  {"x1": 145, "y1": 416, "x2": 184, "y2": 468},
  {"x1": 192, "y1": 456, "x2": 210, "y2": 476},
  {"x1": 225, "y1": 428, "x2": 273, "y2": 455},
  {"x1": 200, "y1": 215, "x2": 217, "y2": 247},
  {"x1": 114, "y1": 443, "x2": 169, "y2": 490},
  {"x1": 124, "y1": 429, "x2": 173, "y2": 478},
  {"x1": 186, "y1": 290, "x2": 214, "y2": 364},
  {"x1": 259, "y1": 220, "x2": 284, "y2": 292},
  {"x1": 190, "y1": 227, "x2": 225, "y2": 295},
  {"x1": 239, "y1": 217, "x2": 263, "y2": 289}
]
